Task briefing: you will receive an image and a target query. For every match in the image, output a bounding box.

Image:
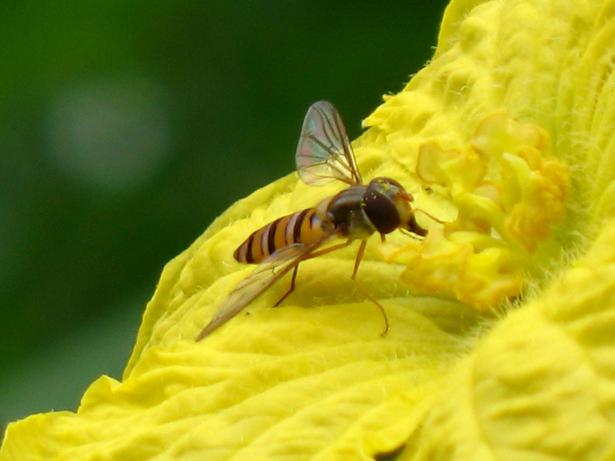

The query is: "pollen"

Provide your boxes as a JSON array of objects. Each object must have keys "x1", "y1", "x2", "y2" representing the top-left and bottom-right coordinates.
[{"x1": 395, "y1": 113, "x2": 569, "y2": 310}]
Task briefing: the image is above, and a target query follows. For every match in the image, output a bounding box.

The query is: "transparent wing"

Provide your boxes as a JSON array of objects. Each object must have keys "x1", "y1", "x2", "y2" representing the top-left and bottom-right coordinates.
[
  {"x1": 196, "y1": 235, "x2": 333, "y2": 340},
  {"x1": 295, "y1": 101, "x2": 362, "y2": 186}
]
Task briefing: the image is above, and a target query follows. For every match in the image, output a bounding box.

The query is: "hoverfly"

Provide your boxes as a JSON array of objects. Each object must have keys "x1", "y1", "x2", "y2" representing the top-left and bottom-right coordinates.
[{"x1": 196, "y1": 101, "x2": 428, "y2": 340}]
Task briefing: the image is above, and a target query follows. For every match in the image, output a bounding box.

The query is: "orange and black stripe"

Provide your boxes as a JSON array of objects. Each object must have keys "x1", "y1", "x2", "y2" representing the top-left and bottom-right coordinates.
[{"x1": 234, "y1": 207, "x2": 325, "y2": 264}]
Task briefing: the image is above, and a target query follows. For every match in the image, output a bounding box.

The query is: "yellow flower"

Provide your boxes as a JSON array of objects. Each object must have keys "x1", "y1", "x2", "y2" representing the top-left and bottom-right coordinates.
[{"x1": 3, "y1": 0, "x2": 615, "y2": 460}]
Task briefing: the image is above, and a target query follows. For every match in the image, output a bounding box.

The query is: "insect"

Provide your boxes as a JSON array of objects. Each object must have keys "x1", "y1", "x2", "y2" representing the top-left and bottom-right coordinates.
[{"x1": 196, "y1": 101, "x2": 428, "y2": 341}]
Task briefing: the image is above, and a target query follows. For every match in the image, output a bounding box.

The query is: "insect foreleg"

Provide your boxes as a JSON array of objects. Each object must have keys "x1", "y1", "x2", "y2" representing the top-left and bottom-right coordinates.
[
  {"x1": 310, "y1": 238, "x2": 389, "y2": 335},
  {"x1": 353, "y1": 280, "x2": 389, "y2": 336},
  {"x1": 351, "y1": 240, "x2": 367, "y2": 280},
  {"x1": 351, "y1": 239, "x2": 389, "y2": 336}
]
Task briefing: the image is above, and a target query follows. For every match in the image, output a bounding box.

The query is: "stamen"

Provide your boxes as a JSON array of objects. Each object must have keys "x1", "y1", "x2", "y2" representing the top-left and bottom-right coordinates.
[{"x1": 391, "y1": 113, "x2": 569, "y2": 309}]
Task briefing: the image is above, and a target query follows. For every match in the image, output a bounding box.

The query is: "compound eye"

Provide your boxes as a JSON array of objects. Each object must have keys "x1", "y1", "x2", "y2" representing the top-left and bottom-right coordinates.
[
  {"x1": 371, "y1": 177, "x2": 403, "y2": 190},
  {"x1": 363, "y1": 188, "x2": 400, "y2": 234},
  {"x1": 383, "y1": 177, "x2": 402, "y2": 189}
]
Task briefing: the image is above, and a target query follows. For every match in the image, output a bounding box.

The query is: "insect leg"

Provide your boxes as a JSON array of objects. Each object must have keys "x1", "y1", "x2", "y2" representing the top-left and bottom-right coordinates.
[
  {"x1": 351, "y1": 240, "x2": 367, "y2": 279},
  {"x1": 273, "y1": 240, "x2": 352, "y2": 307},
  {"x1": 353, "y1": 280, "x2": 389, "y2": 337},
  {"x1": 273, "y1": 263, "x2": 299, "y2": 307},
  {"x1": 351, "y1": 240, "x2": 389, "y2": 336},
  {"x1": 304, "y1": 240, "x2": 352, "y2": 259}
]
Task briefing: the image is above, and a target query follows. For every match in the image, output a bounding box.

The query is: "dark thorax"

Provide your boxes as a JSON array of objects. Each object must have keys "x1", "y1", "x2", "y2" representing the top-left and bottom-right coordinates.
[{"x1": 317, "y1": 185, "x2": 375, "y2": 239}]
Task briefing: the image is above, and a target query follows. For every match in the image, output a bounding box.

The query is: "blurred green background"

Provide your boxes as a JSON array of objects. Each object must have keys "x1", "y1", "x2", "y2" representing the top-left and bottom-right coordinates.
[{"x1": 0, "y1": 0, "x2": 447, "y2": 428}]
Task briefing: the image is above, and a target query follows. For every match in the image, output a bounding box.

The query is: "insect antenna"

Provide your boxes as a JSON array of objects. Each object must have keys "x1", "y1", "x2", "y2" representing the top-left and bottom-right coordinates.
[
  {"x1": 399, "y1": 228, "x2": 425, "y2": 240},
  {"x1": 414, "y1": 208, "x2": 445, "y2": 224}
]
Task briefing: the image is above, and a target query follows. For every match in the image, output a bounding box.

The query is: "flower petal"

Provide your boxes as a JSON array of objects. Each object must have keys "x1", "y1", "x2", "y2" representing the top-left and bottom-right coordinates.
[
  {"x1": 4, "y1": 0, "x2": 615, "y2": 459},
  {"x1": 398, "y1": 218, "x2": 615, "y2": 460}
]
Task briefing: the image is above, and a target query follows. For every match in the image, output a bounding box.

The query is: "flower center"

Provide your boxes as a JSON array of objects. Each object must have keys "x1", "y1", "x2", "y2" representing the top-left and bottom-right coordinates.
[{"x1": 391, "y1": 113, "x2": 569, "y2": 309}]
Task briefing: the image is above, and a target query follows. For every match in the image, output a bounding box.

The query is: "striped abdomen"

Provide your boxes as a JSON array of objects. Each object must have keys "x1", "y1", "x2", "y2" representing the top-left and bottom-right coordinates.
[{"x1": 234, "y1": 207, "x2": 327, "y2": 264}]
